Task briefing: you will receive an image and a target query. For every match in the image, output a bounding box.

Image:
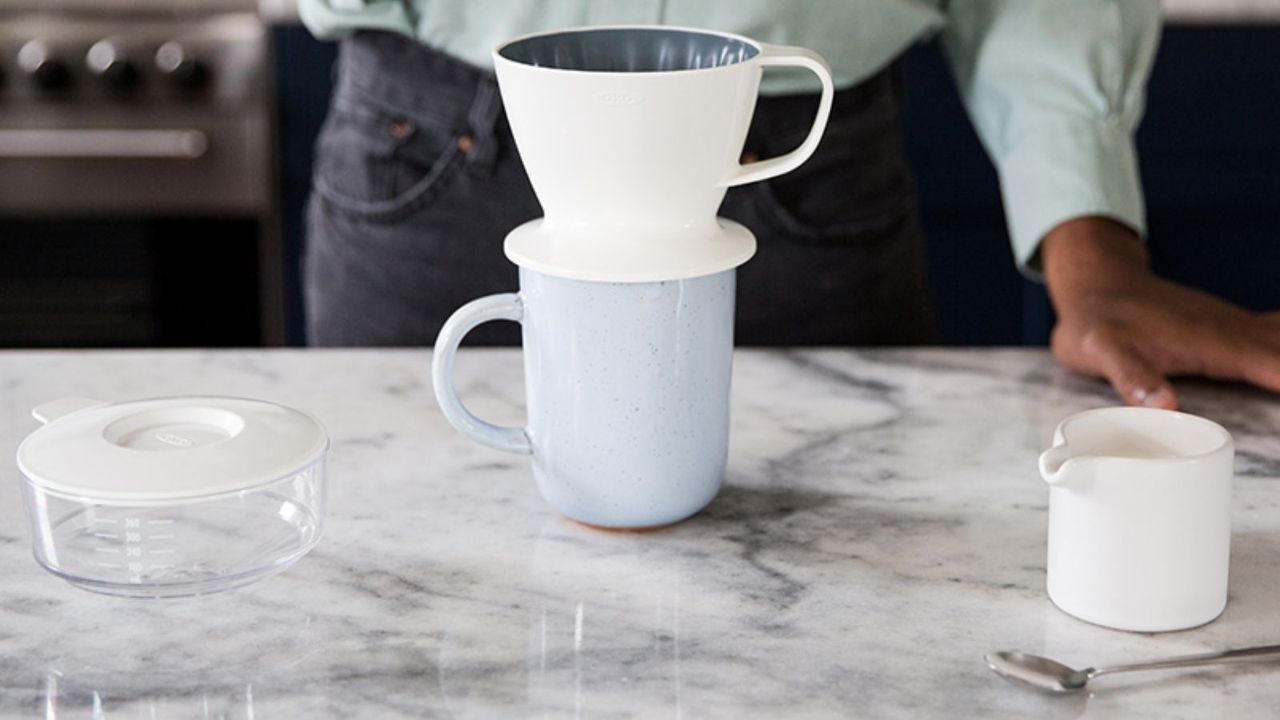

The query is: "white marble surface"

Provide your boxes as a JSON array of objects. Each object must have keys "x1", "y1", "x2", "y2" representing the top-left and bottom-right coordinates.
[{"x1": 0, "y1": 348, "x2": 1279, "y2": 718}]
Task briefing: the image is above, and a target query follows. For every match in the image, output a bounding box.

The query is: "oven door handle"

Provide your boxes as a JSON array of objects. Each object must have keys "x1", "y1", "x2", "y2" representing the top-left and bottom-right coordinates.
[{"x1": 0, "y1": 129, "x2": 209, "y2": 160}]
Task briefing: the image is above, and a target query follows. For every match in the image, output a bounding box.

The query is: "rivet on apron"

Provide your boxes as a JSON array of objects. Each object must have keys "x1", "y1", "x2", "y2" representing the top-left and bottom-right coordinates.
[
  {"x1": 457, "y1": 134, "x2": 475, "y2": 153},
  {"x1": 388, "y1": 119, "x2": 412, "y2": 139},
  {"x1": 740, "y1": 150, "x2": 759, "y2": 163}
]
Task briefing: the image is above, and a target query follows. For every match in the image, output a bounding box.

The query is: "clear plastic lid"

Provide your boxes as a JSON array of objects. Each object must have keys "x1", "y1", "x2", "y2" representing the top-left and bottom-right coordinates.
[{"x1": 17, "y1": 396, "x2": 329, "y2": 502}]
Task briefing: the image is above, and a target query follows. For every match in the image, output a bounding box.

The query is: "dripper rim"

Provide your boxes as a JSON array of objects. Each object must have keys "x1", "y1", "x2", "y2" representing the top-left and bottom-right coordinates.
[{"x1": 492, "y1": 24, "x2": 765, "y2": 77}]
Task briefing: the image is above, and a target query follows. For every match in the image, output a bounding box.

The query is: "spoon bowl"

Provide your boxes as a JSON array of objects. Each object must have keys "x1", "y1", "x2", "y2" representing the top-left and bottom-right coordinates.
[{"x1": 985, "y1": 651, "x2": 1091, "y2": 693}]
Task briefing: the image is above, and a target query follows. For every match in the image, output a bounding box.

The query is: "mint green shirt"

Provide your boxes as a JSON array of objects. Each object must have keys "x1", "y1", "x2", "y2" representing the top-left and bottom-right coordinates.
[{"x1": 299, "y1": 0, "x2": 1161, "y2": 270}]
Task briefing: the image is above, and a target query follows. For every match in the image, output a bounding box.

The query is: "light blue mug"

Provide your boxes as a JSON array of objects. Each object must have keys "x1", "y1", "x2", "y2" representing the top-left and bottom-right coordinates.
[{"x1": 432, "y1": 267, "x2": 735, "y2": 529}]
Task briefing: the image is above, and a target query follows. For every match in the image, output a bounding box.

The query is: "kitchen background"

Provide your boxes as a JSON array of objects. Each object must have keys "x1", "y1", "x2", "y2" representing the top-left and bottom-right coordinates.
[{"x1": 1, "y1": 0, "x2": 1277, "y2": 348}]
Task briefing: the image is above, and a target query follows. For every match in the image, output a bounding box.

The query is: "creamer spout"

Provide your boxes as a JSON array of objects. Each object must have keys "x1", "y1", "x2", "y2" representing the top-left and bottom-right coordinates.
[{"x1": 1039, "y1": 444, "x2": 1076, "y2": 485}]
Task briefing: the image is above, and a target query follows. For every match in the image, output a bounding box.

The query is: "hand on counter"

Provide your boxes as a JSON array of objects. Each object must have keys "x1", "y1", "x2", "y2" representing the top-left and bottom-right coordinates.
[{"x1": 1042, "y1": 216, "x2": 1280, "y2": 409}]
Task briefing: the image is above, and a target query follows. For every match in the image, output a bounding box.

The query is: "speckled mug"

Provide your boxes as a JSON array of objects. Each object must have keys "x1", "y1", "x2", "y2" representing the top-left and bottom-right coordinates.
[{"x1": 432, "y1": 267, "x2": 735, "y2": 528}]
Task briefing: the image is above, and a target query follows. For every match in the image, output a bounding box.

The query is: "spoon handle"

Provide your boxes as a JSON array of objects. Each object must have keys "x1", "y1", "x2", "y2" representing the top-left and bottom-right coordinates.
[{"x1": 1091, "y1": 644, "x2": 1280, "y2": 679}]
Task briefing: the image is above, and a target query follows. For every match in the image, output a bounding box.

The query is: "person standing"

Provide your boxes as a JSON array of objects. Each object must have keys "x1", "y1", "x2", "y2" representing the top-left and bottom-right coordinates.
[{"x1": 299, "y1": 0, "x2": 1280, "y2": 408}]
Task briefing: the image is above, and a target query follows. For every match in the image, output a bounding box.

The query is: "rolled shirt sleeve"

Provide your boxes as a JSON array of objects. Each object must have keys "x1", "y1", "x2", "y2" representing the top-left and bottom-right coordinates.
[{"x1": 940, "y1": 0, "x2": 1162, "y2": 272}]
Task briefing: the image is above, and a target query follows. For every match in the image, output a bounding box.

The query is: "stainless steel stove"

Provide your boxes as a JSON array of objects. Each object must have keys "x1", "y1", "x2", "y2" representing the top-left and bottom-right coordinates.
[{"x1": 0, "y1": 0, "x2": 282, "y2": 346}]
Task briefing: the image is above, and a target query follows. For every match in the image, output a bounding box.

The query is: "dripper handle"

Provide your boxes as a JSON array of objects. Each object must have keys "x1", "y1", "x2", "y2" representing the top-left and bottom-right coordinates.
[
  {"x1": 720, "y1": 43, "x2": 834, "y2": 187},
  {"x1": 431, "y1": 293, "x2": 533, "y2": 455}
]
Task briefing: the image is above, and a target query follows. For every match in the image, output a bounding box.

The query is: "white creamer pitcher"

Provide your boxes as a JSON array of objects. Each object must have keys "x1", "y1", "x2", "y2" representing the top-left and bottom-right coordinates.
[{"x1": 1039, "y1": 407, "x2": 1234, "y2": 632}]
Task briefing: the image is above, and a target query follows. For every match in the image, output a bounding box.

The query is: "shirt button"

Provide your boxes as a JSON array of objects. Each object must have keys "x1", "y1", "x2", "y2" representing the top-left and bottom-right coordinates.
[{"x1": 457, "y1": 134, "x2": 475, "y2": 153}]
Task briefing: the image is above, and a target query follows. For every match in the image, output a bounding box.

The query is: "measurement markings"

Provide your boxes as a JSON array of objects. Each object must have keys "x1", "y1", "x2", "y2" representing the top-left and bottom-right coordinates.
[
  {"x1": 94, "y1": 547, "x2": 121, "y2": 554},
  {"x1": 147, "y1": 548, "x2": 176, "y2": 555},
  {"x1": 147, "y1": 534, "x2": 175, "y2": 540},
  {"x1": 92, "y1": 532, "x2": 119, "y2": 540},
  {"x1": 146, "y1": 519, "x2": 175, "y2": 526},
  {"x1": 95, "y1": 562, "x2": 122, "y2": 569},
  {"x1": 91, "y1": 518, "x2": 119, "y2": 524}
]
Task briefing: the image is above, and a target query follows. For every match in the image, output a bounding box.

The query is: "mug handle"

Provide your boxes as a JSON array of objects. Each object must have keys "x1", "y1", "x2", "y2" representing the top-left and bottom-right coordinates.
[
  {"x1": 719, "y1": 43, "x2": 835, "y2": 188},
  {"x1": 431, "y1": 293, "x2": 532, "y2": 455}
]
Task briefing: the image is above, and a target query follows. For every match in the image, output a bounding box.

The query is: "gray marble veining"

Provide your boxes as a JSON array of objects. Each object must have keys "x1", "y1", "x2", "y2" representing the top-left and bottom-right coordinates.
[{"x1": 0, "y1": 348, "x2": 1278, "y2": 718}]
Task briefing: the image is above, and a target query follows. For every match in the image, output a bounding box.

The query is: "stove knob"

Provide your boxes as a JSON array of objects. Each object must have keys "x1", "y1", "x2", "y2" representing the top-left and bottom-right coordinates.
[
  {"x1": 86, "y1": 40, "x2": 138, "y2": 90},
  {"x1": 155, "y1": 42, "x2": 207, "y2": 89},
  {"x1": 17, "y1": 40, "x2": 70, "y2": 90}
]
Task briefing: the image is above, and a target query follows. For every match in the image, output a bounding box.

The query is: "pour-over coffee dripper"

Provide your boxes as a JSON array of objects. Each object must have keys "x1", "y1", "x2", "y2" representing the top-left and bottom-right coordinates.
[
  {"x1": 432, "y1": 26, "x2": 834, "y2": 529},
  {"x1": 493, "y1": 26, "x2": 834, "y2": 282}
]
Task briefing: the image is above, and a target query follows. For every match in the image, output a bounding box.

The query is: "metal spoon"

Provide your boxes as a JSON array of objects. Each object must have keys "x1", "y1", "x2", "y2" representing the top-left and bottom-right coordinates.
[{"x1": 986, "y1": 645, "x2": 1280, "y2": 693}]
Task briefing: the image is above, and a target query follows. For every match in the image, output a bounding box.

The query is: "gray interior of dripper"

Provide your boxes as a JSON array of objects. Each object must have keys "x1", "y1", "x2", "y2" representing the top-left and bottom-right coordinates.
[{"x1": 499, "y1": 28, "x2": 758, "y2": 72}]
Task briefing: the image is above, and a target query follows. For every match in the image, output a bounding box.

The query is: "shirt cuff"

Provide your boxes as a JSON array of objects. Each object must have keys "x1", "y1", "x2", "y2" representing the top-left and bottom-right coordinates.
[{"x1": 996, "y1": 120, "x2": 1147, "y2": 276}]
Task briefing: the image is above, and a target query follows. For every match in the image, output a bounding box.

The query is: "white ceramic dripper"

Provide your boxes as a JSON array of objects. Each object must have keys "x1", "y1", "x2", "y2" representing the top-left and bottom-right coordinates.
[{"x1": 493, "y1": 26, "x2": 834, "y2": 282}]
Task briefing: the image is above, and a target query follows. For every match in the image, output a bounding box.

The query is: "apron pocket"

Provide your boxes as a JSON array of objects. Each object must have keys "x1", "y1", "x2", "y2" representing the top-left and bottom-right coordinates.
[{"x1": 312, "y1": 97, "x2": 466, "y2": 222}]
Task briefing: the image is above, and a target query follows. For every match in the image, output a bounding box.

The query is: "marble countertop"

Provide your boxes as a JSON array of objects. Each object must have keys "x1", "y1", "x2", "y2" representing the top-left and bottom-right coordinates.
[{"x1": 1, "y1": 348, "x2": 1279, "y2": 718}]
